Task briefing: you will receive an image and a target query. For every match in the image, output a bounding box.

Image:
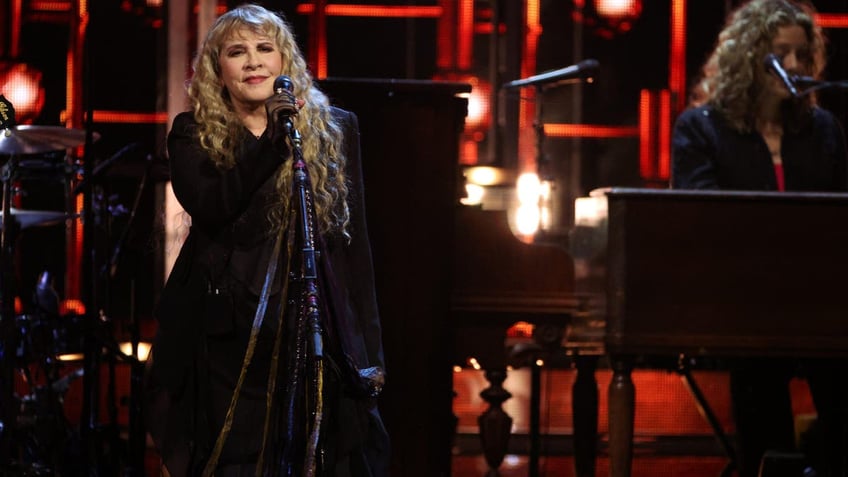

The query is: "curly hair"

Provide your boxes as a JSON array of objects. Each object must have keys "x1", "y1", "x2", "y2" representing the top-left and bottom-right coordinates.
[
  {"x1": 690, "y1": 0, "x2": 825, "y2": 132},
  {"x1": 187, "y1": 4, "x2": 350, "y2": 238}
]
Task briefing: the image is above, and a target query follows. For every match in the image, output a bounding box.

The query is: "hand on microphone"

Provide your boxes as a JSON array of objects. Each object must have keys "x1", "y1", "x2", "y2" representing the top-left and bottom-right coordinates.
[{"x1": 264, "y1": 87, "x2": 300, "y2": 149}]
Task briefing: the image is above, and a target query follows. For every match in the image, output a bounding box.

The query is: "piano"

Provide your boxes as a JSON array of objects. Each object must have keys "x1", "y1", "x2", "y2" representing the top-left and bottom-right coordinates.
[
  {"x1": 315, "y1": 78, "x2": 848, "y2": 477},
  {"x1": 451, "y1": 205, "x2": 591, "y2": 476},
  {"x1": 320, "y1": 77, "x2": 595, "y2": 477},
  {"x1": 570, "y1": 187, "x2": 848, "y2": 477},
  {"x1": 318, "y1": 78, "x2": 470, "y2": 477}
]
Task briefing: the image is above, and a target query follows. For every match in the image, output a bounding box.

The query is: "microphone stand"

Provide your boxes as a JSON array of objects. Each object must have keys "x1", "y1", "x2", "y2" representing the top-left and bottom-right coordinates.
[
  {"x1": 0, "y1": 154, "x2": 20, "y2": 469},
  {"x1": 103, "y1": 153, "x2": 152, "y2": 477},
  {"x1": 283, "y1": 114, "x2": 325, "y2": 477},
  {"x1": 793, "y1": 76, "x2": 848, "y2": 96},
  {"x1": 79, "y1": 13, "x2": 104, "y2": 474}
]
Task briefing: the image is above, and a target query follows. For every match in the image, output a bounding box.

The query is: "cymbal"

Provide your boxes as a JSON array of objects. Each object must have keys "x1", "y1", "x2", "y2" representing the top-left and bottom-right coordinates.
[
  {"x1": 0, "y1": 208, "x2": 70, "y2": 228},
  {"x1": 0, "y1": 125, "x2": 99, "y2": 155}
]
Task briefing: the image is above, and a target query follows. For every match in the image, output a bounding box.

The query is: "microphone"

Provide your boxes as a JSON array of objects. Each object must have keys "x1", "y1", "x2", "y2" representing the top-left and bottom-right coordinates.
[
  {"x1": 274, "y1": 75, "x2": 297, "y2": 133},
  {"x1": 764, "y1": 53, "x2": 798, "y2": 97},
  {"x1": 274, "y1": 75, "x2": 293, "y2": 94},
  {"x1": 502, "y1": 59, "x2": 599, "y2": 89},
  {"x1": 273, "y1": 75, "x2": 301, "y2": 147}
]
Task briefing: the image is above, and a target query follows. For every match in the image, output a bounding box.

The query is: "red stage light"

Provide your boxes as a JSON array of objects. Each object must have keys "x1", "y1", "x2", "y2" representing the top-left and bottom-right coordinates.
[{"x1": 0, "y1": 62, "x2": 45, "y2": 124}]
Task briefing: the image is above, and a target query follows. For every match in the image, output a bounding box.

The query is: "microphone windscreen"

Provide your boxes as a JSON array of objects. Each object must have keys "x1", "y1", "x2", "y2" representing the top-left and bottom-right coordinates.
[{"x1": 274, "y1": 75, "x2": 293, "y2": 93}]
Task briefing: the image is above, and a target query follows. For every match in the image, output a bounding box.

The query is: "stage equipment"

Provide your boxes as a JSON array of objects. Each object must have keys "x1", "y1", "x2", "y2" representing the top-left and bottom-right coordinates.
[
  {"x1": 0, "y1": 208, "x2": 71, "y2": 229},
  {"x1": 0, "y1": 94, "x2": 103, "y2": 475},
  {"x1": 0, "y1": 125, "x2": 96, "y2": 155}
]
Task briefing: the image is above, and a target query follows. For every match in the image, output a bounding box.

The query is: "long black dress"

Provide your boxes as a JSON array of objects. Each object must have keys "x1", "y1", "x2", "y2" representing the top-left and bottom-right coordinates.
[{"x1": 145, "y1": 107, "x2": 389, "y2": 477}]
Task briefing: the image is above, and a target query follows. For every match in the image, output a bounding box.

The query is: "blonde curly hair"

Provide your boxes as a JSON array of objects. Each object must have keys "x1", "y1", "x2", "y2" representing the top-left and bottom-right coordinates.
[
  {"x1": 690, "y1": 0, "x2": 825, "y2": 132},
  {"x1": 187, "y1": 3, "x2": 349, "y2": 237}
]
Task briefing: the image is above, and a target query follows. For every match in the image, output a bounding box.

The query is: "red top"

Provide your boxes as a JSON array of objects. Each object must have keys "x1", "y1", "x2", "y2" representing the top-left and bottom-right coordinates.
[{"x1": 774, "y1": 162, "x2": 785, "y2": 191}]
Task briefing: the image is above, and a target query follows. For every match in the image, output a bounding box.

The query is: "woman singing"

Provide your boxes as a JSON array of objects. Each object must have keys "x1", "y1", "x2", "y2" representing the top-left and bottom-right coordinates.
[{"x1": 145, "y1": 4, "x2": 390, "y2": 476}]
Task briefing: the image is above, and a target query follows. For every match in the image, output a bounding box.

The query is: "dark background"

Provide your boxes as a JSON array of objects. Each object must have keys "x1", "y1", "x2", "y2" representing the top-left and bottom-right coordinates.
[{"x1": 5, "y1": 1, "x2": 848, "y2": 475}]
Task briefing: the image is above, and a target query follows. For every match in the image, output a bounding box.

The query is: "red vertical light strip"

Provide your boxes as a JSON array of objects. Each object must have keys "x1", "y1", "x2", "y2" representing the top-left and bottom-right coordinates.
[
  {"x1": 518, "y1": 0, "x2": 541, "y2": 173},
  {"x1": 71, "y1": 192, "x2": 83, "y2": 300},
  {"x1": 305, "y1": 1, "x2": 329, "y2": 78},
  {"x1": 639, "y1": 89, "x2": 656, "y2": 179},
  {"x1": 436, "y1": 0, "x2": 455, "y2": 69},
  {"x1": 668, "y1": 0, "x2": 686, "y2": 114},
  {"x1": 10, "y1": 0, "x2": 22, "y2": 57},
  {"x1": 64, "y1": 1, "x2": 88, "y2": 301},
  {"x1": 658, "y1": 89, "x2": 671, "y2": 179},
  {"x1": 316, "y1": 0, "x2": 328, "y2": 78},
  {"x1": 523, "y1": 0, "x2": 541, "y2": 81},
  {"x1": 457, "y1": 0, "x2": 474, "y2": 70}
]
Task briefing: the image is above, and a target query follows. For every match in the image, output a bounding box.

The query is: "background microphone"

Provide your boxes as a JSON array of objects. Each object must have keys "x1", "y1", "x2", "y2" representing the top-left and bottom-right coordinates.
[
  {"x1": 502, "y1": 59, "x2": 599, "y2": 89},
  {"x1": 764, "y1": 53, "x2": 798, "y2": 97}
]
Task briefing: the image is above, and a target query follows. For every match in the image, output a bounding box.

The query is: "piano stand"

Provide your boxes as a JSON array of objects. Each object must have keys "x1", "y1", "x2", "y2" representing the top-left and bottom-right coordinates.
[
  {"x1": 606, "y1": 355, "x2": 740, "y2": 477},
  {"x1": 529, "y1": 362, "x2": 541, "y2": 477},
  {"x1": 608, "y1": 356, "x2": 636, "y2": 477},
  {"x1": 478, "y1": 368, "x2": 513, "y2": 476},
  {"x1": 675, "y1": 357, "x2": 737, "y2": 477},
  {"x1": 573, "y1": 354, "x2": 599, "y2": 477}
]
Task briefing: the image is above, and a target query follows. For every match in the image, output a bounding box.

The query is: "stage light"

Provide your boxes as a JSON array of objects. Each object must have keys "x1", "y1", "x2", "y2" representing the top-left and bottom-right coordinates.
[
  {"x1": 595, "y1": 0, "x2": 642, "y2": 20},
  {"x1": 462, "y1": 77, "x2": 491, "y2": 131},
  {"x1": 0, "y1": 62, "x2": 45, "y2": 124},
  {"x1": 119, "y1": 341, "x2": 152, "y2": 361}
]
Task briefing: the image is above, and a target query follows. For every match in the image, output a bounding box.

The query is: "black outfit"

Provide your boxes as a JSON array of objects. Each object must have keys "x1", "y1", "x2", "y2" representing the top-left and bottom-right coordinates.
[
  {"x1": 672, "y1": 104, "x2": 848, "y2": 477},
  {"x1": 145, "y1": 108, "x2": 389, "y2": 477}
]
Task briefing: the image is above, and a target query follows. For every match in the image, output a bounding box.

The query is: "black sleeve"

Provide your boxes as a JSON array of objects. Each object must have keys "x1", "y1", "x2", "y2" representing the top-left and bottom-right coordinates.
[
  {"x1": 822, "y1": 110, "x2": 848, "y2": 191},
  {"x1": 166, "y1": 112, "x2": 287, "y2": 229},
  {"x1": 671, "y1": 108, "x2": 721, "y2": 190},
  {"x1": 339, "y1": 109, "x2": 386, "y2": 372}
]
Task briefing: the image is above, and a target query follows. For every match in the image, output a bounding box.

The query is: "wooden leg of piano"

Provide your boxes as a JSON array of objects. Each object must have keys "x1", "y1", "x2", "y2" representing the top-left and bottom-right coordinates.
[
  {"x1": 573, "y1": 354, "x2": 599, "y2": 477},
  {"x1": 478, "y1": 368, "x2": 513, "y2": 477},
  {"x1": 608, "y1": 356, "x2": 635, "y2": 477}
]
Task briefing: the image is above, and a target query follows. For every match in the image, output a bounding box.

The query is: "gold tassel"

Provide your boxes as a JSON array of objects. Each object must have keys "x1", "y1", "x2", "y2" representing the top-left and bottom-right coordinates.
[{"x1": 202, "y1": 221, "x2": 288, "y2": 477}]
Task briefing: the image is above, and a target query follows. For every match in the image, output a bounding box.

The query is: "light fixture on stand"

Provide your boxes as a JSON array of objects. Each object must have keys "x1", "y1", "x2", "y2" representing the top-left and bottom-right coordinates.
[{"x1": 501, "y1": 59, "x2": 600, "y2": 241}]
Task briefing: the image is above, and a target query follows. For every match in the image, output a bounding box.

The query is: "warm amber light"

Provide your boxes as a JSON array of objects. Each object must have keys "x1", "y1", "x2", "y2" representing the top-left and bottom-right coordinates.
[
  {"x1": 543, "y1": 123, "x2": 639, "y2": 138},
  {"x1": 595, "y1": 0, "x2": 642, "y2": 19},
  {"x1": 461, "y1": 183, "x2": 485, "y2": 206},
  {"x1": 60, "y1": 299, "x2": 86, "y2": 315},
  {"x1": 57, "y1": 353, "x2": 85, "y2": 362},
  {"x1": 462, "y1": 78, "x2": 491, "y2": 130},
  {"x1": 464, "y1": 166, "x2": 510, "y2": 186},
  {"x1": 119, "y1": 341, "x2": 152, "y2": 361},
  {"x1": 507, "y1": 321, "x2": 534, "y2": 338}
]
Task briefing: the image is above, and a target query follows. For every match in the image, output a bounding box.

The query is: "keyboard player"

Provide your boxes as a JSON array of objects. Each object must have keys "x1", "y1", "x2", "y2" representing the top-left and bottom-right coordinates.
[{"x1": 671, "y1": 1, "x2": 848, "y2": 476}]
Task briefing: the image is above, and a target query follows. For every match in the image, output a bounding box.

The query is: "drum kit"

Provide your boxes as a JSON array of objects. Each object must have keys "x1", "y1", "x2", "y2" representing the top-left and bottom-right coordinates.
[{"x1": 0, "y1": 104, "x2": 143, "y2": 474}]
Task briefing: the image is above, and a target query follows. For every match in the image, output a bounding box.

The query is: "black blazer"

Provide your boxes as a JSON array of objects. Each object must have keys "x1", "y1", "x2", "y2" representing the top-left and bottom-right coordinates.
[{"x1": 671, "y1": 105, "x2": 848, "y2": 192}]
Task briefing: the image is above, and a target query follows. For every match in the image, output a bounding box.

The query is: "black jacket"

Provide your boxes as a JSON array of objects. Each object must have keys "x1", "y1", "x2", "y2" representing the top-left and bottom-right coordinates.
[
  {"x1": 146, "y1": 108, "x2": 389, "y2": 476},
  {"x1": 671, "y1": 105, "x2": 848, "y2": 192}
]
